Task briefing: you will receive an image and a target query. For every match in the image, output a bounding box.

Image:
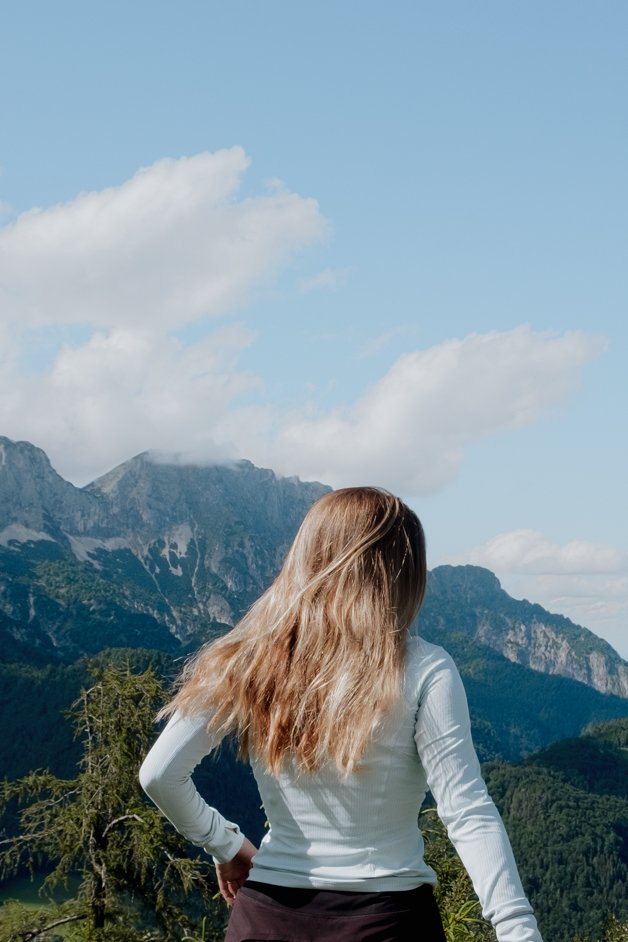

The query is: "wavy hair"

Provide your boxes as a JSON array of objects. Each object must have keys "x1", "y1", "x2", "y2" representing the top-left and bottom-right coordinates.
[{"x1": 161, "y1": 487, "x2": 427, "y2": 774}]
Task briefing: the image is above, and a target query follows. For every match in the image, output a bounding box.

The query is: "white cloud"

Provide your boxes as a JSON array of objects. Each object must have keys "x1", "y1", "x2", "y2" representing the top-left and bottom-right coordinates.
[
  {"x1": 251, "y1": 327, "x2": 604, "y2": 494},
  {"x1": 357, "y1": 325, "x2": 417, "y2": 359},
  {"x1": 438, "y1": 530, "x2": 628, "y2": 658},
  {"x1": 0, "y1": 148, "x2": 327, "y2": 330},
  {"x1": 0, "y1": 322, "x2": 602, "y2": 499},
  {"x1": 443, "y1": 528, "x2": 627, "y2": 575},
  {"x1": 0, "y1": 148, "x2": 329, "y2": 482},
  {"x1": 0, "y1": 155, "x2": 604, "y2": 519},
  {"x1": 0, "y1": 326, "x2": 258, "y2": 483}
]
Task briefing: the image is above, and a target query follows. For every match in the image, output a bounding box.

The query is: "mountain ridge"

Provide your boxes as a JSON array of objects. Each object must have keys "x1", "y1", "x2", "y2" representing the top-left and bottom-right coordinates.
[
  {"x1": 425, "y1": 564, "x2": 628, "y2": 697},
  {"x1": 0, "y1": 435, "x2": 627, "y2": 700}
]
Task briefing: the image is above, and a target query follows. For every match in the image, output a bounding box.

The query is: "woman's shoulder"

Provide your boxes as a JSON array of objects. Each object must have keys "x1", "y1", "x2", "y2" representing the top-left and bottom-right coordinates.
[
  {"x1": 406, "y1": 634, "x2": 456, "y2": 668},
  {"x1": 404, "y1": 636, "x2": 461, "y2": 691}
]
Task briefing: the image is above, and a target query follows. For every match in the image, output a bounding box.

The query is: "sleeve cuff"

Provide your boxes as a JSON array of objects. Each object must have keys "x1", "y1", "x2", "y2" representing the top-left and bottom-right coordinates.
[
  {"x1": 207, "y1": 823, "x2": 246, "y2": 864},
  {"x1": 493, "y1": 912, "x2": 543, "y2": 942}
]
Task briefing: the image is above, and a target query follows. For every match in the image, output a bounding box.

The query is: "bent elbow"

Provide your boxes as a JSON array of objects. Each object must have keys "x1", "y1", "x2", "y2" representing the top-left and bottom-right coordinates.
[{"x1": 139, "y1": 754, "x2": 163, "y2": 801}]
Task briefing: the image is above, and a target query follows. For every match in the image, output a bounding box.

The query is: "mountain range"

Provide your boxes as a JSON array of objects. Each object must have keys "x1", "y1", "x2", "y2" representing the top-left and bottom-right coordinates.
[
  {"x1": 0, "y1": 433, "x2": 627, "y2": 764},
  {"x1": 1, "y1": 435, "x2": 627, "y2": 941}
]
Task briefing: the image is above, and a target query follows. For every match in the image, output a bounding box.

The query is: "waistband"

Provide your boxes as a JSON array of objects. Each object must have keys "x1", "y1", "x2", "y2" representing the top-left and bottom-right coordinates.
[{"x1": 242, "y1": 880, "x2": 434, "y2": 915}]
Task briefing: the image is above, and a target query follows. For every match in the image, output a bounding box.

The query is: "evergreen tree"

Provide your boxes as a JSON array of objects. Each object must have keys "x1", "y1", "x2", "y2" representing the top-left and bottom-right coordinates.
[
  {"x1": 602, "y1": 916, "x2": 628, "y2": 942},
  {"x1": 0, "y1": 664, "x2": 226, "y2": 941}
]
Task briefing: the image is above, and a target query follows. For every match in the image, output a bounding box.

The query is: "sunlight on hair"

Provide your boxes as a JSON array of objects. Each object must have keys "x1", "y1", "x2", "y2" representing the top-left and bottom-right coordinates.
[{"x1": 160, "y1": 488, "x2": 426, "y2": 775}]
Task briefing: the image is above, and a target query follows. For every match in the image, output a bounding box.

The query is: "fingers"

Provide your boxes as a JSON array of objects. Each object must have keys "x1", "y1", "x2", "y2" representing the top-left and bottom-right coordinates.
[
  {"x1": 226, "y1": 880, "x2": 238, "y2": 905},
  {"x1": 216, "y1": 855, "x2": 255, "y2": 906},
  {"x1": 218, "y1": 874, "x2": 242, "y2": 906}
]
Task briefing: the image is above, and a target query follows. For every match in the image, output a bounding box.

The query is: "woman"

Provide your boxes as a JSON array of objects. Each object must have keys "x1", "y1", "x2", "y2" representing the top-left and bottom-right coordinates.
[{"x1": 140, "y1": 487, "x2": 543, "y2": 941}]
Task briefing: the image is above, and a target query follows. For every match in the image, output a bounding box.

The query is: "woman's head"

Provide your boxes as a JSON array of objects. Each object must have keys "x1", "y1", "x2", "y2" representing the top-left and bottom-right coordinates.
[
  {"x1": 165, "y1": 487, "x2": 427, "y2": 774},
  {"x1": 282, "y1": 487, "x2": 426, "y2": 635}
]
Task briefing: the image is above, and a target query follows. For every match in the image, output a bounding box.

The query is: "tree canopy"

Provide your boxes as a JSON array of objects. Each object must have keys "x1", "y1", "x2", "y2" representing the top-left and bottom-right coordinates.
[{"x1": 0, "y1": 664, "x2": 226, "y2": 941}]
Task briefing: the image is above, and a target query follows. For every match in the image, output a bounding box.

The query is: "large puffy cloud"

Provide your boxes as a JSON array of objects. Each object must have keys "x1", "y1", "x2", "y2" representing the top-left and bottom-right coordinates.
[
  {"x1": 0, "y1": 154, "x2": 604, "y2": 500},
  {"x1": 0, "y1": 148, "x2": 327, "y2": 329},
  {"x1": 440, "y1": 530, "x2": 628, "y2": 657},
  {"x1": 0, "y1": 148, "x2": 326, "y2": 481},
  {"x1": 254, "y1": 327, "x2": 604, "y2": 493}
]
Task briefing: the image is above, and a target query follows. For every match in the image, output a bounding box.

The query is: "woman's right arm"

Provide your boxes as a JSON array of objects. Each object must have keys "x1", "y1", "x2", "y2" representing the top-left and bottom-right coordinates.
[{"x1": 139, "y1": 710, "x2": 246, "y2": 864}]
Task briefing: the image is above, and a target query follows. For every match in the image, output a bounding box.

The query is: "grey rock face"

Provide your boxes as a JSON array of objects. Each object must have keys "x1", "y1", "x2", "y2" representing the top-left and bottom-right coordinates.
[
  {"x1": 0, "y1": 436, "x2": 111, "y2": 536},
  {"x1": 475, "y1": 616, "x2": 628, "y2": 698},
  {"x1": 425, "y1": 565, "x2": 628, "y2": 699},
  {"x1": 0, "y1": 438, "x2": 329, "y2": 655},
  {"x1": 1, "y1": 439, "x2": 626, "y2": 703}
]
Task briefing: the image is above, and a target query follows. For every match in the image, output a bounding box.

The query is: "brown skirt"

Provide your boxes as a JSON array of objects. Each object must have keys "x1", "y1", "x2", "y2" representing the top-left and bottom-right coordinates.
[{"x1": 224, "y1": 881, "x2": 446, "y2": 942}]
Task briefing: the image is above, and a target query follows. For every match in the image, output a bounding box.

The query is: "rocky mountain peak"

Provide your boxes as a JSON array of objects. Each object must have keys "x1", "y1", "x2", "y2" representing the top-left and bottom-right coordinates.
[
  {"x1": 87, "y1": 451, "x2": 329, "y2": 541},
  {"x1": 423, "y1": 564, "x2": 628, "y2": 699},
  {"x1": 0, "y1": 436, "x2": 109, "y2": 536},
  {"x1": 0, "y1": 442, "x2": 330, "y2": 652},
  {"x1": 427, "y1": 564, "x2": 504, "y2": 601}
]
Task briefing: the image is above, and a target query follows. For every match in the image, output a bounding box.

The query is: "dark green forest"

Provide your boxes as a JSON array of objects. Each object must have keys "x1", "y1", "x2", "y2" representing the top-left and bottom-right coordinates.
[
  {"x1": 1, "y1": 655, "x2": 627, "y2": 941},
  {"x1": 0, "y1": 664, "x2": 227, "y2": 941},
  {"x1": 484, "y1": 719, "x2": 628, "y2": 941}
]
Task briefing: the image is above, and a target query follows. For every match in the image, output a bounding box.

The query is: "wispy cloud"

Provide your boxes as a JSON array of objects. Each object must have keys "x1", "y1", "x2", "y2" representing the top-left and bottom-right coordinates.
[
  {"x1": 442, "y1": 529, "x2": 627, "y2": 575},
  {"x1": 0, "y1": 156, "x2": 605, "y2": 520},
  {"x1": 251, "y1": 327, "x2": 605, "y2": 495},
  {"x1": 298, "y1": 267, "x2": 349, "y2": 293},
  {"x1": 0, "y1": 316, "x2": 603, "y2": 493},
  {"x1": 356, "y1": 325, "x2": 417, "y2": 359}
]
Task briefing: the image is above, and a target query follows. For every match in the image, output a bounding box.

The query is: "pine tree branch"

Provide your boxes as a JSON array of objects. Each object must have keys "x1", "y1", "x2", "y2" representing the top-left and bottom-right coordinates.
[
  {"x1": 23, "y1": 912, "x2": 87, "y2": 941},
  {"x1": 0, "y1": 831, "x2": 48, "y2": 847},
  {"x1": 102, "y1": 812, "x2": 143, "y2": 837}
]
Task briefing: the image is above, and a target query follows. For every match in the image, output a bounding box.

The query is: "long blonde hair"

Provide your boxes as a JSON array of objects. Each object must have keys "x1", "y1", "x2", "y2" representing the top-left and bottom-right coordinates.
[{"x1": 162, "y1": 487, "x2": 427, "y2": 774}]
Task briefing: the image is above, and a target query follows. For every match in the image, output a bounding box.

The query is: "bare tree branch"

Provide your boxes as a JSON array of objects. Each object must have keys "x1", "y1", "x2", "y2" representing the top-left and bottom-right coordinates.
[
  {"x1": 24, "y1": 912, "x2": 87, "y2": 941},
  {"x1": 102, "y1": 812, "x2": 143, "y2": 837}
]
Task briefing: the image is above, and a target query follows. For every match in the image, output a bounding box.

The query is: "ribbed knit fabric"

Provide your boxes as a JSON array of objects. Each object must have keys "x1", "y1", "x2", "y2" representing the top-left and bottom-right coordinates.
[{"x1": 140, "y1": 637, "x2": 543, "y2": 942}]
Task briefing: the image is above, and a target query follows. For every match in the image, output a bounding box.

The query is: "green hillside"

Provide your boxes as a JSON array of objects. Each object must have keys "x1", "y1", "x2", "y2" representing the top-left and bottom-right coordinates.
[{"x1": 485, "y1": 718, "x2": 628, "y2": 941}]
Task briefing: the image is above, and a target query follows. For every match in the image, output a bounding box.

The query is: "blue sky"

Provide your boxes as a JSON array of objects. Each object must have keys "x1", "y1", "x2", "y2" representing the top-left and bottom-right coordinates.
[{"x1": 1, "y1": 1, "x2": 627, "y2": 655}]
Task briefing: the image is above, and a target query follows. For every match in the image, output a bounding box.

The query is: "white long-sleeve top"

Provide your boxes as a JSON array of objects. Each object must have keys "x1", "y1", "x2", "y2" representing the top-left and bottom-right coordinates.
[{"x1": 140, "y1": 637, "x2": 543, "y2": 942}]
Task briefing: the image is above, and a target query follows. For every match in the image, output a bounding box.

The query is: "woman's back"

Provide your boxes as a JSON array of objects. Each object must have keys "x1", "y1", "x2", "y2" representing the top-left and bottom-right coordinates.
[
  {"x1": 245, "y1": 635, "x2": 536, "y2": 938},
  {"x1": 249, "y1": 636, "x2": 434, "y2": 890}
]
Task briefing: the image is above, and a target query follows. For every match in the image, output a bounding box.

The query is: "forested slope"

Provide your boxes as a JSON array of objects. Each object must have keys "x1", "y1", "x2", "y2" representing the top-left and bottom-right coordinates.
[
  {"x1": 1, "y1": 655, "x2": 627, "y2": 940},
  {"x1": 485, "y1": 719, "x2": 628, "y2": 941}
]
